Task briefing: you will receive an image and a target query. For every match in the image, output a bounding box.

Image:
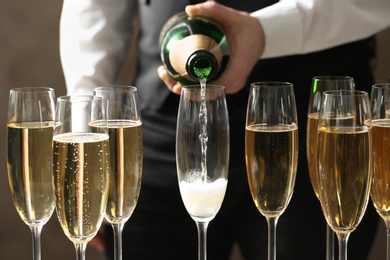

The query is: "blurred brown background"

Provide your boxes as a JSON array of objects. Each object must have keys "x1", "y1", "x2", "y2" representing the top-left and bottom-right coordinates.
[{"x1": 0, "y1": 0, "x2": 389, "y2": 259}]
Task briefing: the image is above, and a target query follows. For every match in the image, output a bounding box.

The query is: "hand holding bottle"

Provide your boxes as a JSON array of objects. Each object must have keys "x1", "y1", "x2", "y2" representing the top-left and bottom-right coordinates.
[{"x1": 158, "y1": 1, "x2": 265, "y2": 94}]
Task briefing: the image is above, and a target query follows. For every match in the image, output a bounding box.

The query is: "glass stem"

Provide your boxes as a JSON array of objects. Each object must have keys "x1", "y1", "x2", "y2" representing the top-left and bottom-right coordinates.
[
  {"x1": 336, "y1": 232, "x2": 350, "y2": 260},
  {"x1": 326, "y1": 224, "x2": 335, "y2": 260},
  {"x1": 385, "y1": 220, "x2": 390, "y2": 260},
  {"x1": 266, "y1": 216, "x2": 279, "y2": 260},
  {"x1": 30, "y1": 225, "x2": 43, "y2": 260},
  {"x1": 74, "y1": 242, "x2": 87, "y2": 260},
  {"x1": 196, "y1": 221, "x2": 209, "y2": 260},
  {"x1": 112, "y1": 223, "x2": 125, "y2": 260}
]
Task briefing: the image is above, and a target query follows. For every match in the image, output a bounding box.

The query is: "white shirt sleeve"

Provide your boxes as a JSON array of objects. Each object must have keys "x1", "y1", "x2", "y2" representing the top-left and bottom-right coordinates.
[
  {"x1": 251, "y1": 0, "x2": 390, "y2": 59},
  {"x1": 59, "y1": 0, "x2": 136, "y2": 95}
]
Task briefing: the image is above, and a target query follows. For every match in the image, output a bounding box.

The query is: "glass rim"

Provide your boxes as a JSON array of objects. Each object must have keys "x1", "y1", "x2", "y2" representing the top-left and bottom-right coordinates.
[
  {"x1": 250, "y1": 81, "x2": 293, "y2": 88},
  {"x1": 10, "y1": 87, "x2": 54, "y2": 93},
  {"x1": 322, "y1": 89, "x2": 368, "y2": 96},
  {"x1": 372, "y1": 83, "x2": 390, "y2": 89},
  {"x1": 57, "y1": 95, "x2": 104, "y2": 103},
  {"x1": 93, "y1": 85, "x2": 138, "y2": 93},
  {"x1": 182, "y1": 84, "x2": 225, "y2": 91},
  {"x1": 312, "y1": 75, "x2": 354, "y2": 81}
]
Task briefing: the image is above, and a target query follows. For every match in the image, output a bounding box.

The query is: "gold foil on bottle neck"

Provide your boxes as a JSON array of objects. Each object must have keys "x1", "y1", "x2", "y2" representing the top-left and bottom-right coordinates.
[{"x1": 168, "y1": 34, "x2": 223, "y2": 81}]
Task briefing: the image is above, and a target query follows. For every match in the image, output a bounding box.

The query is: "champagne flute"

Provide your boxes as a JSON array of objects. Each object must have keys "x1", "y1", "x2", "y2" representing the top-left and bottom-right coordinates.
[
  {"x1": 176, "y1": 85, "x2": 229, "y2": 260},
  {"x1": 306, "y1": 76, "x2": 354, "y2": 260},
  {"x1": 369, "y1": 83, "x2": 390, "y2": 260},
  {"x1": 317, "y1": 90, "x2": 372, "y2": 260},
  {"x1": 245, "y1": 82, "x2": 298, "y2": 260},
  {"x1": 93, "y1": 86, "x2": 143, "y2": 260},
  {"x1": 53, "y1": 95, "x2": 110, "y2": 260},
  {"x1": 6, "y1": 87, "x2": 56, "y2": 260}
]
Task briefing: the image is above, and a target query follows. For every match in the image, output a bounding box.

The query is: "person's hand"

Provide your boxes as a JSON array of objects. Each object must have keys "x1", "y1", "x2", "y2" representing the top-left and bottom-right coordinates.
[
  {"x1": 158, "y1": 65, "x2": 183, "y2": 95},
  {"x1": 88, "y1": 220, "x2": 110, "y2": 253},
  {"x1": 158, "y1": 1, "x2": 265, "y2": 95},
  {"x1": 88, "y1": 231, "x2": 106, "y2": 252}
]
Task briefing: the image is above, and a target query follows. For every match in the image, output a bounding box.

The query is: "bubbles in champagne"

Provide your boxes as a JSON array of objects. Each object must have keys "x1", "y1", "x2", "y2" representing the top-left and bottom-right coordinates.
[
  {"x1": 179, "y1": 170, "x2": 227, "y2": 220},
  {"x1": 199, "y1": 78, "x2": 208, "y2": 183},
  {"x1": 53, "y1": 132, "x2": 110, "y2": 243}
]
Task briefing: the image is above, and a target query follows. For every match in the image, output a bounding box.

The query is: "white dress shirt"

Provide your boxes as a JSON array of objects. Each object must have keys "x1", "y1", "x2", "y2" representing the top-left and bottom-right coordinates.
[{"x1": 253, "y1": 0, "x2": 390, "y2": 58}]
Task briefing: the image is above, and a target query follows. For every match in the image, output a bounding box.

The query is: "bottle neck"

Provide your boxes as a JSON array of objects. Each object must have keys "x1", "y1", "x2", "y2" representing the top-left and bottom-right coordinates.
[{"x1": 186, "y1": 50, "x2": 218, "y2": 82}]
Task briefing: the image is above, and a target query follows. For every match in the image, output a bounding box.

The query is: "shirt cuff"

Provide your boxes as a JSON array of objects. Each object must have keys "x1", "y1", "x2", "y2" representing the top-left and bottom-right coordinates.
[{"x1": 251, "y1": 1, "x2": 303, "y2": 59}]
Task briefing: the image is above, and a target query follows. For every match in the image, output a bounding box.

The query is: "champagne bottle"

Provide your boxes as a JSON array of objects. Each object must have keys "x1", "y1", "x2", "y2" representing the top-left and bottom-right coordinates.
[{"x1": 159, "y1": 12, "x2": 230, "y2": 84}]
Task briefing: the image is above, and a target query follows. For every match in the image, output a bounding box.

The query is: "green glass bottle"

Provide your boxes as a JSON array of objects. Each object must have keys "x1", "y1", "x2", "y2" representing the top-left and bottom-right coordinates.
[{"x1": 159, "y1": 12, "x2": 230, "y2": 84}]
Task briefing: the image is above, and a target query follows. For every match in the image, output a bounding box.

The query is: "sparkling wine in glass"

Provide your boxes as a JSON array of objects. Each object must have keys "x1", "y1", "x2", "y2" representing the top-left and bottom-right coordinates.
[
  {"x1": 6, "y1": 87, "x2": 56, "y2": 260},
  {"x1": 53, "y1": 95, "x2": 110, "y2": 260},
  {"x1": 369, "y1": 83, "x2": 390, "y2": 260},
  {"x1": 317, "y1": 90, "x2": 372, "y2": 260},
  {"x1": 176, "y1": 85, "x2": 229, "y2": 260},
  {"x1": 94, "y1": 86, "x2": 143, "y2": 260},
  {"x1": 245, "y1": 82, "x2": 298, "y2": 260},
  {"x1": 306, "y1": 76, "x2": 354, "y2": 260}
]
